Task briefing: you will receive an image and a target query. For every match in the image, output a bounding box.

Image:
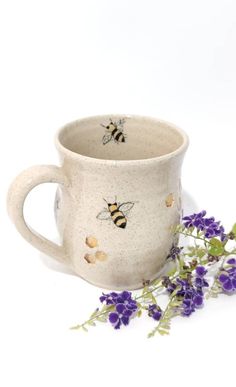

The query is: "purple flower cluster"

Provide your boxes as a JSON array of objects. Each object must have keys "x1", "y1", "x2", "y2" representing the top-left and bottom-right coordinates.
[
  {"x1": 167, "y1": 266, "x2": 209, "y2": 316},
  {"x1": 183, "y1": 210, "x2": 225, "y2": 240},
  {"x1": 100, "y1": 290, "x2": 138, "y2": 329},
  {"x1": 218, "y1": 258, "x2": 236, "y2": 292},
  {"x1": 166, "y1": 245, "x2": 183, "y2": 261},
  {"x1": 148, "y1": 304, "x2": 162, "y2": 321}
]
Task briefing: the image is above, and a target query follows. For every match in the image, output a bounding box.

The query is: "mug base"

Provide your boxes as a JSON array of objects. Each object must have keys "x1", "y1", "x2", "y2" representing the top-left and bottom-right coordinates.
[{"x1": 74, "y1": 260, "x2": 175, "y2": 291}]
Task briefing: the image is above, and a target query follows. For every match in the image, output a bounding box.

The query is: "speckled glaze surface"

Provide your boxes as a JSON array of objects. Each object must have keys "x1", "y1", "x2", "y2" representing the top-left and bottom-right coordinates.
[{"x1": 7, "y1": 114, "x2": 189, "y2": 290}]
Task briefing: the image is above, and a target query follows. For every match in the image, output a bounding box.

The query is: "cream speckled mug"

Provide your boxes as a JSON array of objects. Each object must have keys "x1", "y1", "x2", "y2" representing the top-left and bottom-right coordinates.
[{"x1": 7, "y1": 114, "x2": 188, "y2": 290}]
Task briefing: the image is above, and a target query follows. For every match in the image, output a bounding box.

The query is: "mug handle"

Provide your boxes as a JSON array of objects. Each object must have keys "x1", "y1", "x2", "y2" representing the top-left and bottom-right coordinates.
[{"x1": 7, "y1": 165, "x2": 69, "y2": 263}]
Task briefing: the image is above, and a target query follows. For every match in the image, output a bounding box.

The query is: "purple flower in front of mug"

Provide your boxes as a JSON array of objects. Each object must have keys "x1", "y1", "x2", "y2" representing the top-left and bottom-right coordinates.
[
  {"x1": 165, "y1": 266, "x2": 209, "y2": 317},
  {"x1": 109, "y1": 304, "x2": 134, "y2": 329},
  {"x1": 100, "y1": 290, "x2": 138, "y2": 329},
  {"x1": 166, "y1": 245, "x2": 183, "y2": 261},
  {"x1": 183, "y1": 210, "x2": 226, "y2": 240},
  {"x1": 99, "y1": 292, "x2": 119, "y2": 305},
  {"x1": 218, "y1": 259, "x2": 236, "y2": 292},
  {"x1": 194, "y1": 266, "x2": 209, "y2": 288},
  {"x1": 227, "y1": 258, "x2": 236, "y2": 265},
  {"x1": 148, "y1": 304, "x2": 162, "y2": 321},
  {"x1": 195, "y1": 266, "x2": 207, "y2": 277}
]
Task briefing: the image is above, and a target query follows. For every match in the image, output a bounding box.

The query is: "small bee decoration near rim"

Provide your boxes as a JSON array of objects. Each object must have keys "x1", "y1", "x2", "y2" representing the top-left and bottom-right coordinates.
[
  {"x1": 97, "y1": 198, "x2": 134, "y2": 229},
  {"x1": 100, "y1": 118, "x2": 126, "y2": 145}
]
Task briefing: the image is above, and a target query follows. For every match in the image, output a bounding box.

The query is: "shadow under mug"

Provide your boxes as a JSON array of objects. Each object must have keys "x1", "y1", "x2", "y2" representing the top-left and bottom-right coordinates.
[{"x1": 7, "y1": 114, "x2": 189, "y2": 290}]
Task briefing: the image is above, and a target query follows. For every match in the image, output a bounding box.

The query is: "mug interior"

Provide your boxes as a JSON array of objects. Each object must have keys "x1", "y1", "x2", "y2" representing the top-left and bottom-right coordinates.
[{"x1": 57, "y1": 115, "x2": 187, "y2": 161}]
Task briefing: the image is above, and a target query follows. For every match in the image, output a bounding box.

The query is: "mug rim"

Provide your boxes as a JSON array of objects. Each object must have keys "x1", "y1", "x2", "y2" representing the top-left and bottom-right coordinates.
[{"x1": 55, "y1": 114, "x2": 189, "y2": 165}]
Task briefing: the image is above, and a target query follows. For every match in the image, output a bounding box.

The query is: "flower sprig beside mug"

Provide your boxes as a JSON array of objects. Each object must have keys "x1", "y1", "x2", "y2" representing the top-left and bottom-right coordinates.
[{"x1": 71, "y1": 210, "x2": 236, "y2": 338}]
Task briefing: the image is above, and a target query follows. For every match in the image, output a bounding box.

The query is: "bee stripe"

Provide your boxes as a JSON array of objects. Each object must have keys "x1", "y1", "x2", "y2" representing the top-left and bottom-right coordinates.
[
  {"x1": 111, "y1": 211, "x2": 123, "y2": 221},
  {"x1": 112, "y1": 128, "x2": 118, "y2": 136},
  {"x1": 115, "y1": 132, "x2": 124, "y2": 142},
  {"x1": 114, "y1": 215, "x2": 126, "y2": 224},
  {"x1": 110, "y1": 209, "x2": 119, "y2": 216},
  {"x1": 116, "y1": 217, "x2": 127, "y2": 228}
]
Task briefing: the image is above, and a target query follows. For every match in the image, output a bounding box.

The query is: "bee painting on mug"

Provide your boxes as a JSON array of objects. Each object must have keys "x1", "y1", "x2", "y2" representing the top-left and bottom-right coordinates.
[
  {"x1": 100, "y1": 118, "x2": 126, "y2": 145},
  {"x1": 96, "y1": 198, "x2": 134, "y2": 229}
]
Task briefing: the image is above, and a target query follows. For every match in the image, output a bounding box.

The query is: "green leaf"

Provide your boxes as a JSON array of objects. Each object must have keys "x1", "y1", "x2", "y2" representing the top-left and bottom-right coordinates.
[
  {"x1": 206, "y1": 279, "x2": 222, "y2": 299},
  {"x1": 200, "y1": 259, "x2": 208, "y2": 265},
  {"x1": 96, "y1": 316, "x2": 107, "y2": 323},
  {"x1": 197, "y1": 248, "x2": 206, "y2": 259},
  {"x1": 150, "y1": 293, "x2": 157, "y2": 304},
  {"x1": 166, "y1": 267, "x2": 178, "y2": 278},
  {"x1": 208, "y1": 238, "x2": 224, "y2": 256},
  {"x1": 158, "y1": 328, "x2": 170, "y2": 336},
  {"x1": 87, "y1": 321, "x2": 96, "y2": 326},
  {"x1": 170, "y1": 300, "x2": 182, "y2": 307},
  {"x1": 137, "y1": 310, "x2": 142, "y2": 317},
  {"x1": 90, "y1": 308, "x2": 99, "y2": 319},
  {"x1": 232, "y1": 223, "x2": 236, "y2": 236}
]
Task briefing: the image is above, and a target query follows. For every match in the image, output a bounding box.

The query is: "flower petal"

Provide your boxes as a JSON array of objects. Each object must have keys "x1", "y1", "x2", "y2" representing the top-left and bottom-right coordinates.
[
  {"x1": 219, "y1": 273, "x2": 229, "y2": 283},
  {"x1": 182, "y1": 308, "x2": 194, "y2": 316},
  {"x1": 196, "y1": 266, "x2": 207, "y2": 277},
  {"x1": 223, "y1": 279, "x2": 233, "y2": 291},
  {"x1": 195, "y1": 277, "x2": 203, "y2": 286},
  {"x1": 121, "y1": 316, "x2": 130, "y2": 326},
  {"x1": 121, "y1": 291, "x2": 131, "y2": 300},
  {"x1": 109, "y1": 312, "x2": 119, "y2": 324},
  {"x1": 123, "y1": 308, "x2": 133, "y2": 317},
  {"x1": 231, "y1": 278, "x2": 236, "y2": 290},
  {"x1": 193, "y1": 294, "x2": 203, "y2": 307},
  {"x1": 153, "y1": 311, "x2": 162, "y2": 321},
  {"x1": 227, "y1": 258, "x2": 236, "y2": 265},
  {"x1": 183, "y1": 299, "x2": 191, "y2": 307},
  {"x1": 114, "y1": 320, "x2": 121, "y2": 329},
  {"x1": 116, "y1": 303, "x2": 126, "y2": 314}
]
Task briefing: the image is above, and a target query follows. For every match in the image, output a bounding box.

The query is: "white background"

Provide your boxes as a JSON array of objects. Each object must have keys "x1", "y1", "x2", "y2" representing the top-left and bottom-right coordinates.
[{"x1": 1, "y1": 0, "x2": 236, "y2": 386}]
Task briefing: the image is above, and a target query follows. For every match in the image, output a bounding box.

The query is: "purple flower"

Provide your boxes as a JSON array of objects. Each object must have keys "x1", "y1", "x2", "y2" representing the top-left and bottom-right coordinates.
[
  {"x1": 181, "y1": 286, "x2": 204, "y2": 316},
  {"x1": 99, "y1": 292, "x2": 119, "y2": 305},
  {"x1": 167, "y1": 282, "x2": 177, "y2": 293},
  {"x1": 218, "y1": 259, "x2": 236, "y2": 293},
  {"x1": 109, "y1": 303, "x2": 134, "y2": 329},
  {"x1": 166, "y1": 245, "x2": 183, "y2": 261},
  {"x1": 195, "y1": 276, "x2": 209, "y2": 288},
  {"x1": 182, "y1": 211, "x2": 225, "y2": 240},
  {"x1": 196, "y1": 266, "x2": 207, "y2": 277},
  {"x1": 148, "y1": 304, "x2": 162, "y2": 321},
  {"x1": 227, "y1": 258, "x2": 236, "y2": 265},
  {"x1": 167, "y1": 266, "x2": 208, "y2": 317},
  {"x1": 183, "y1": 210, "x2": 206, "y2": 228},
  {"x1": 182, "y1": 290, "x2": 204, "y2": 316},
  {"x1": 195, "y1": 266, "x2": 209, "y2": 288},
  {"x1": 100, "y1": 290, "x2": 138, "y2": 329}
]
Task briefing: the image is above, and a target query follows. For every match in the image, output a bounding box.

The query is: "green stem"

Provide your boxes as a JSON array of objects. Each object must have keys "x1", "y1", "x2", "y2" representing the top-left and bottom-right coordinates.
[
  {"x1": 178, "y1": 230, "x2": 213, "y2": 245},
  {"x1": 70, "y1": 306, "x2": 113, "y2": 330},
  {"x1": 148, "y1": 293, "x2": 178, "y2": 337},
  {"x1": 136, "y1": 280, "x2": 163, "y2": 301},
  {"x1": 178, "y1": 230, "x2": 232, "y2": 256},
  {"x1": 135, "y1": 268, "x2": 183, "y2": 302}
]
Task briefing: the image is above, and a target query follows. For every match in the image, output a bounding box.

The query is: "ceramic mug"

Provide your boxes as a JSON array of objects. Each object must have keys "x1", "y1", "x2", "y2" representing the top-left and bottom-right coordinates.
[{"x1": 7, "y1": 114, "x2": 189, "y2": 290}]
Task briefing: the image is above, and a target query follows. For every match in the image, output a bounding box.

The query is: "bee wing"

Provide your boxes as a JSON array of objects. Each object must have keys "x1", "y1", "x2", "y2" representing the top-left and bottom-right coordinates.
[
  {"x1": 102, "y1": 133, "x2": 112, "y2": 145},
  {"x1": 118, "y1": 202, "x2": 134, "y2": 214},
  {"x1": 116, "y1": 118, "x2": 125, "y2": 131},
  {"x1": 117, "y1": 118, "x2": 125, "y2": 126},
  {"x1": 96, "y1": 210, "x2": 111, "y2": 220}
]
